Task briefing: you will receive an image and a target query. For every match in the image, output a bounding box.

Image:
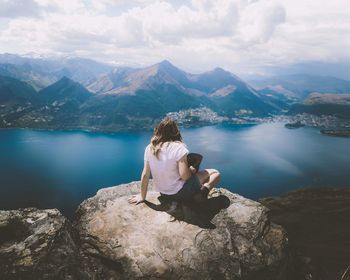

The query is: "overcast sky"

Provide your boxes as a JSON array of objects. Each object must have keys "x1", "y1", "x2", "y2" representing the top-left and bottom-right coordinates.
[{"x1": 0, "y1": 0, "x2": 349, "y2": 77}]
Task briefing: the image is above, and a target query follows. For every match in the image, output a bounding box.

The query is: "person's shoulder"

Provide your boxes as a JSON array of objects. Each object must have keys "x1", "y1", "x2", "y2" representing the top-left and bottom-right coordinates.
[
  {"x1": 169, "y1": 141, "x2": 186, "y2": 148},
  {"x1": 169, "y1": 141, "x2": 188, "y2": 152},
  {"x1": 144, "y1": 144, "x2": 151, "y2": 153}
]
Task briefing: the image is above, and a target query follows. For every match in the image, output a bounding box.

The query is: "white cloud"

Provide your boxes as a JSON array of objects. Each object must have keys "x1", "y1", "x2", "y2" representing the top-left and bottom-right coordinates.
[
  {"x1": 0, "y1": 0, "x2": 40, "y2": 18},
  {"x1": 236, "y1": 1, "x2": 285, "y2": 43},
  {"x1": 35, "y1": 0, "x2": 86, "y2": 14},
  {"x1": 0, "y1": 0, "x2": 349, "y2": 76}
]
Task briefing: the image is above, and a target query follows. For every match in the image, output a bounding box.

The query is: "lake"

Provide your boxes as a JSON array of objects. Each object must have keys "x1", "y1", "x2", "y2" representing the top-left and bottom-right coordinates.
[{"x1": 1, "y1": 123, "x2": 349, "y2": 219}]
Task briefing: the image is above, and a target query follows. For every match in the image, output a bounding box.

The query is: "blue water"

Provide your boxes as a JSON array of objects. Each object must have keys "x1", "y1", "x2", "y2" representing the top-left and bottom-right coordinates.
[{"x1": 1, "y1": 123, "x2": 349, "y2": 218}]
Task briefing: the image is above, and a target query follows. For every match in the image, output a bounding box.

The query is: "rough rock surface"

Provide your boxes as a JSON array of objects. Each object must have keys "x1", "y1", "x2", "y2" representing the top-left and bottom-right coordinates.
[
  {"x1": 0, "y1": 208, "x2": 80, "y2": 279},
  {"x1": 73, "y1": 181, "x2": 289, "y2": 280},
  {"x1": 0, "y1": 182, "x2": 292, "y2": 280},
  {"x1": 260, "y1": 187, "x2": 350, "y2": 280}
]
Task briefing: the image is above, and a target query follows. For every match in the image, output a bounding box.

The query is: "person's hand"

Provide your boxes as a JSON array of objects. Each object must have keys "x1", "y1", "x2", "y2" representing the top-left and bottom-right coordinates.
[
  {"x1": 127, "y1": 195, "x2": 145, "y2": 205},
  {"x1": 189, "y1": 166, "x2": 197, "y2": 174}
]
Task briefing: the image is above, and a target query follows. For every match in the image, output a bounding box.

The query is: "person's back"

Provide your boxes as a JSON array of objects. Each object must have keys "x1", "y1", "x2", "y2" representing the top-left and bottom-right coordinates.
[
  {"x1": 128, "y1": 116, "x2": 221, "y2": 207},
  {"x1": 144, "y1": 141, "x2": 189, "y2": 195}
]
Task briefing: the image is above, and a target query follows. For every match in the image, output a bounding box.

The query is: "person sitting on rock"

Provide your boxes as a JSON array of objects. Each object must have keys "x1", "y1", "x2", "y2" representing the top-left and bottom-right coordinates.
[{"x1": 128, "y1": 116, "x2": 221, "y2": 209}]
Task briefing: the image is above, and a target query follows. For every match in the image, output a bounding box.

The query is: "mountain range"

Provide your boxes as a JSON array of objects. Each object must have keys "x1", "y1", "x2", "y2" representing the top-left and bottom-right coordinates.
[
  {"x1": 249, "y1": 74, "x2": 350, "y2": 99},
  {"x1": 1, "y1": 54, "x2": 350, "y2": 131},
  {"x1": 0, "y1": 53, "x2": 113, "y2": 90},
  {"x1": 289, "y1": 93, "x2": 350, "y2": 118}
]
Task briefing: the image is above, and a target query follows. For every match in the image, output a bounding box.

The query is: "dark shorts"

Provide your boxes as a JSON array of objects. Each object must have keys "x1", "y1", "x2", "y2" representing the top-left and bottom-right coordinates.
[{"x1": 160, "y1": 174, "x2": 202, "y2": 203}]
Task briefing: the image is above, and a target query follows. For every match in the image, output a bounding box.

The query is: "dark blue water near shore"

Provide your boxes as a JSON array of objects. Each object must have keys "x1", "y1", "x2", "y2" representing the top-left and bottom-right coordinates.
[{"x1": 1, "y1": 123, "x2": 349, "y2": 218}]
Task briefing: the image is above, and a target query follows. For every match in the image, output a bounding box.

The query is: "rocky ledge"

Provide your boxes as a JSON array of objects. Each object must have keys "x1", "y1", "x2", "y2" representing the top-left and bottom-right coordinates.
[
  {"x1": 1, "y1": 182, "x2": 289, "y2": 280},
  {"x1": 0, "y1": 208, "x2": 80, "y2": 279},
  {"x1": 260, "y1": 187, "x2": 350, "y2": 280}
]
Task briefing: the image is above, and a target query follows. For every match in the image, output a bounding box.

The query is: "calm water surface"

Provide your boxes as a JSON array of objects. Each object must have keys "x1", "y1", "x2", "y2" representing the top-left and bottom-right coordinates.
[{"x1": 1, "y1": 123, "x2": 349, "y2": 218}]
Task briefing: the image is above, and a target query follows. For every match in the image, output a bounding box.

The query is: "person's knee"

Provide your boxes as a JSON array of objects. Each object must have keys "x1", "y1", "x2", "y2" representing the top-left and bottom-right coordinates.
[
  {"x1": 197, "y1": 170, "x2": 210, "y2": 184},
  {"x1": 215, "y1": 170, "x2": 221, "y2": 181},
  {"x1": 208, "y1": 168, "x2": 220, "y2": 176},
  {"x1": 210, "y1": 169, "x2": 221, "y2": 182},
  {"x1": 206, "y1": 168, "x2": 217, "y2": 175}
]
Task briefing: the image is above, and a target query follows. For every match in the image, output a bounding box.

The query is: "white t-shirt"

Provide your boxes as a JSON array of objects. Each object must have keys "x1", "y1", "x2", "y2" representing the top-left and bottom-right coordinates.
[{"x1": 144, "y1": 141, "x2": 189, "y2": 195}]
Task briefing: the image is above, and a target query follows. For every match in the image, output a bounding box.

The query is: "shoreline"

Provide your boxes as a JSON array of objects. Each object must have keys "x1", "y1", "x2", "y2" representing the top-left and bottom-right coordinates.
[
  {"x1": 0, "y1": 122, "x2": 263, "y2": 135},
  {"x1": 0, "y1": 120, "x2": 317, "y2": 134},
  {"x1": 2, "y1": 122, "x2": 349, "y2": 139},
  {"x1": 2, "y1": 113, "x2": 350, "y2": 136},
  {"x1": 320, "y1": 128, "x2": 350, "y2": 138}
]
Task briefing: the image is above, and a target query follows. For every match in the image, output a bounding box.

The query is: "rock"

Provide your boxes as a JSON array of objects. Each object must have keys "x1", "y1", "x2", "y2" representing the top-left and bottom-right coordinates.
[
  {"x1": 73, "y1": 181, "x2": 289, "y2": 279},
  {"x1": 0, "y1": 183, "x2": 292, "y2": 280},
  {"x1": 0, "y1": 207, "x2": 80, "y2": 280},
  {"x1": 260, "y1": 187, "x2": 350, "y2": 280}
]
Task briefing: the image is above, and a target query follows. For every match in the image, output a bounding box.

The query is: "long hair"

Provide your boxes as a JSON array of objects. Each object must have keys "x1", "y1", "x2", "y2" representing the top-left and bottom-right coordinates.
[{"x1": 150, "y1": 117, "x2": 183, "y2": 159}]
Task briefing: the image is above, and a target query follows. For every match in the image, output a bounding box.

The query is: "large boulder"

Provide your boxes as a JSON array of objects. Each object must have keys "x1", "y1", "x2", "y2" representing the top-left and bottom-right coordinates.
[
  {"x1": 73, "y1": 181, "x2": 289, "y2": 279},
  {"x1": 0, "y1": 183, "x2": 292, "y2": 280},
  {"x1": 0, "y1": 208, "x2": 80, "y2": 280}
]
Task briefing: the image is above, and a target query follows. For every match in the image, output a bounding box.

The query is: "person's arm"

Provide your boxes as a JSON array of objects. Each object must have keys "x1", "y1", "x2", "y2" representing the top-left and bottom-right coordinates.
[
  {"x1": 140, "y1": 160, "x2": 150, "y2": 200},
  {"x1": 128, "y1": 160, "x2": 151, "y2": 204},
  {"x1": 178, "y1": 154, "x2": 196, "y2": 181}
]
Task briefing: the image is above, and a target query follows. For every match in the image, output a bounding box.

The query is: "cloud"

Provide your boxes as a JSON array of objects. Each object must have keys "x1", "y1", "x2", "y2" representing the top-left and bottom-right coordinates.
[
  {"x1": 136, "y1": 0, "x2": 239, "y2": 44},
  {"x1": 236, "y1": 1, "x2": 286, "y2": 43},
  {"x1": 35, "y1": 0, "x2": 86, "y2": 14},
  {"x1": 0, "y1": 0, "x2": 349, "y2": 77},
  {"x1": 0, "y1": 0, "x2": 41, "y2": 18}
]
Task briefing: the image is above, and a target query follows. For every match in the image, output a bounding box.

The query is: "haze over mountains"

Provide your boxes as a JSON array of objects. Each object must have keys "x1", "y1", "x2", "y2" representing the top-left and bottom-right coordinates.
[
  {"x1": 0, "y1": 54, "x2": 350, "y2": 131},
  {"x1": 250, "y1": 74, "x2": 350, "y2": 99},
  {"x1": 0, "y1": 53, "x2": 113, "y2": 90}
]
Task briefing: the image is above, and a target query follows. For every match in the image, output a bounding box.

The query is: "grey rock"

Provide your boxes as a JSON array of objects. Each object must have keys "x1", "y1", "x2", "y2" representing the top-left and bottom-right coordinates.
[
  {"x1": 73, "y1": 181, "x2": 289, "y2": 279},
  {"x1": 0, "y1": 207, "x2": 81, "y2": 280},
  {"x1": 0, "y1": 182, "x2": 291, "y2": 280}
]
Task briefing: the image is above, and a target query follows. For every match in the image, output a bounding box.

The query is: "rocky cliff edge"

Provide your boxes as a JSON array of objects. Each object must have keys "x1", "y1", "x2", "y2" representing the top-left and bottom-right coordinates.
[{"x1": 0, "y1": 181, "x2": 289, "y2": 280}]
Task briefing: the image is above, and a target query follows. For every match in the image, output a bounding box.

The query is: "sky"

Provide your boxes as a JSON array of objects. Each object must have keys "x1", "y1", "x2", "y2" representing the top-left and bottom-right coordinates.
[{"x1": 0, "y1": 0, "x2": 350, "y2": 78}]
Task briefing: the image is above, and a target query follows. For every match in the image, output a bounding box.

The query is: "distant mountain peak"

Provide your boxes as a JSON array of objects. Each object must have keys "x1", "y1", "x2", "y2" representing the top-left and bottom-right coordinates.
[
  {"x1": 212, "y1": 67, "x2": 227, "y2": 73},
  {"x1": 154, "y1": 59, "x2": 180, "y2": 72},
  {"x1": 60, "y1": 75, "x2": 70, "y2": 81},
  {"x1": 142, "y1": 60, "x2": 187, "y2": 82},
  {"x1": 159, "y1": 59, "x2": 173, "y2": 66},
  {"x1": 39, "y1": 76, "x2": 91, "y2": 103},
  {"x1": 40, "y1": 76, "x2": 91, "y2": 94},
  {"x1": 211, "y1": 67, "x2": 242, "y2": 80},
  {"x1": 56, "y1": 76, "x2": 77, "y2": 86}
]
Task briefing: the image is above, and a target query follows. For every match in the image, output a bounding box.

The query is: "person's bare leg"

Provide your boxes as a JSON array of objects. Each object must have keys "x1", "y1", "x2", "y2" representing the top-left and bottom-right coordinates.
[
  {"x1": 197, "y1": 170, "x2": 210, "y2": 185},
  {"x1": 196, "y1": 169, "x2": 221, "y2": 198},
  {"x1": 201, "y1": 169, "x2": 221, "y2": 191}
]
